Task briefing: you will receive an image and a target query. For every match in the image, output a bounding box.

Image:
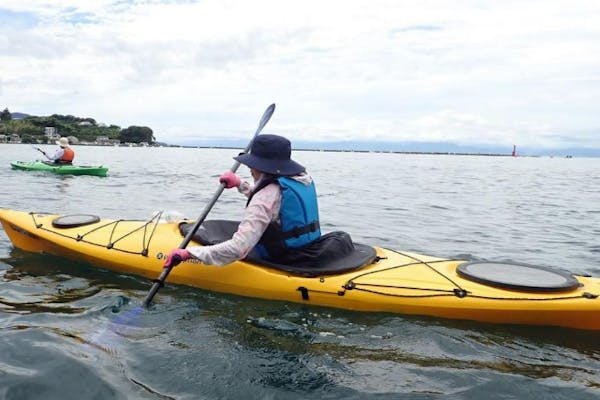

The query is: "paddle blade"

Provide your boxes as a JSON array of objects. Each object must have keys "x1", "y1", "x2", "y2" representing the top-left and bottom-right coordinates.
[
  {"x1": 257, "y1": 103, "x2": 276, "y2": 135},
  {"x1": 84, "y1": 305, "x2": 144, "y2": 351}
]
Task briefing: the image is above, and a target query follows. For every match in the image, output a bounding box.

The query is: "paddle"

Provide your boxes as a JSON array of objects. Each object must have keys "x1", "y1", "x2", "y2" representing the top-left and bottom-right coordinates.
[
  {"x1": 142, "y1": 103, "x2": 276, "y2": 307},
  {"x1": 32, "y1": 145, "x2": 48, "y2": 158}
]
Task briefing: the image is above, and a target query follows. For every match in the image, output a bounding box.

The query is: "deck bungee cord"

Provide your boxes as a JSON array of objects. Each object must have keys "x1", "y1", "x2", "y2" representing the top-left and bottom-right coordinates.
[
  {"x1": 340, "y1": 249, "x2": 597, "y2": 302},
  {"x1": 341, "y1": 249, "x2": 467, "y2": 298},
  {"x1": 28, "y1": 211, "x2": 162, "y2": 256}
]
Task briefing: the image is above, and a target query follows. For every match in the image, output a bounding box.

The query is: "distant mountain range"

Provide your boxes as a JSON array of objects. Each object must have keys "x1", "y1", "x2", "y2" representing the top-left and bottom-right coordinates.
[
  {"x1": 11, "y1": 112, "x2": 32, "y2": 119},
  {"x1": 173, "y1": 138, "x2": 600, "y2": 157}
]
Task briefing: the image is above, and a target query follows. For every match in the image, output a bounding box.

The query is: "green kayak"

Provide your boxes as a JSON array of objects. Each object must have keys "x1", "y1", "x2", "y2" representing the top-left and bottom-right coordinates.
[{"x1": 10, "y1": 160, "x2": 108, "y2": 177}]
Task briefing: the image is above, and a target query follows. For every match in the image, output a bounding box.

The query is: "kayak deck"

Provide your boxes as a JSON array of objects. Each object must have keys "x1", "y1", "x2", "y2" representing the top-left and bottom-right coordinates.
[{"x1": 1, "y1": 209, "x2": 599, "y2": 330}]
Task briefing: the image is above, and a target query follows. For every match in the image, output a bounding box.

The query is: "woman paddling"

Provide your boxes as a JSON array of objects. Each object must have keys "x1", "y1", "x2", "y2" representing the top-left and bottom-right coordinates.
[
  {"x1": 163, "y1": 134, "x2": 321, "y2": 267},
  {"x1": 43, "y1": 137, "x2": 75, "y2": 164}
]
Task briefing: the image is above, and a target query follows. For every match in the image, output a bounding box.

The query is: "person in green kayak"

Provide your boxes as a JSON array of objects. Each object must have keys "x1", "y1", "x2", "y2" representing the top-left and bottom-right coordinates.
[
  {"x1": 163, "y1": 134, "x2": 321, "y2": 267},
  {"x1": 43, "y1": 137, "x2": 75, "y2": 164}
]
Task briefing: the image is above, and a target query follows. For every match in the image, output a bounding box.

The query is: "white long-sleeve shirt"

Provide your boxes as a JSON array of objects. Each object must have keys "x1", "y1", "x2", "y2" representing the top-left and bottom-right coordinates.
[
  {"x1": 46, "y1": 147, "x2": 65, "y2": 162},
  {"x1": 186, "y1": 173, "x2": 313, "y2": 266}
]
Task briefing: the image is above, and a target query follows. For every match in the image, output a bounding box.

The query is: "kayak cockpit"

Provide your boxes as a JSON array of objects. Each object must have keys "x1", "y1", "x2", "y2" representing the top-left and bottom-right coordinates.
[
  {"x1": 42, "y1": 160, "x2": 72, "y2": 166},
  {"x1": 179, "y1": 220, "x2": 378, "y2": 277}
]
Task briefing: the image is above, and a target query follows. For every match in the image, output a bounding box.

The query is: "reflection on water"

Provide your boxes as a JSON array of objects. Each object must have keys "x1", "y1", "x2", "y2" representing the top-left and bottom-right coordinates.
[{"x1": 55, "y1": 174, "x2": 74, "y2": 193}]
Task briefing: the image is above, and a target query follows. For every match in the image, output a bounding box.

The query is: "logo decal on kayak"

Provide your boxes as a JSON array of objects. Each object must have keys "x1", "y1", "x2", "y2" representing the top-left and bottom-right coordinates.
[{"x1": 156, "y1": 252, "x2": 201, "y2": 264}]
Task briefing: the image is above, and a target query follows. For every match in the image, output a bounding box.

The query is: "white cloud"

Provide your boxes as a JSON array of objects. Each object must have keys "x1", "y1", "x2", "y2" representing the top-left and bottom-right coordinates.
[{"x1": 1, "y1": 0, "x2": 599, "y2": 150}]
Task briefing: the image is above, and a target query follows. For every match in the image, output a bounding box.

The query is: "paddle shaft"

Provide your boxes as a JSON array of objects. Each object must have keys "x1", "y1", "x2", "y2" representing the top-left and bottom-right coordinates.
[
  {"x1": 33, "y1": 146, "x2": 47, "y2": 156},
  {"x1": 142, "y1": 103, "x2": 276, "y2": 307}
]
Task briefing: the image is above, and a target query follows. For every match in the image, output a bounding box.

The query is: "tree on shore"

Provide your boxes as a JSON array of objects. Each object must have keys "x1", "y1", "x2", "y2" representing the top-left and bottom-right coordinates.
[
  {"x1": 0, "y1": 108, "x2": 11, "y2": 122},
  {"x1": 119, "y1": 126, "x2": 155, "y2": 144},
  {"x1": 1, "y1": 111, "x2": 156, "y2": 144}
]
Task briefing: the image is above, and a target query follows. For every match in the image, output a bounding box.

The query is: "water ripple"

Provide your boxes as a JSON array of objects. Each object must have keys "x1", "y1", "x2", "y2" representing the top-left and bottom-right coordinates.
[{"x1": 1, "y1": 146, "x2": 600, "y2": 399}]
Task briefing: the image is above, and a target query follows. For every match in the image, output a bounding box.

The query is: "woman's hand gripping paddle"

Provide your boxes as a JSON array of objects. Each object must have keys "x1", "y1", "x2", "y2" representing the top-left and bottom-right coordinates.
[{"x1": 142, "y1": 103, "x2": 276, "y2": 308}]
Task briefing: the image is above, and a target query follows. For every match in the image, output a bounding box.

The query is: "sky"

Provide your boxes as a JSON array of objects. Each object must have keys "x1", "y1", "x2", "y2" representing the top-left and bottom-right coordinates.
[{"x1": 1, "y1": 0, "x2": 599, "y2": 152}]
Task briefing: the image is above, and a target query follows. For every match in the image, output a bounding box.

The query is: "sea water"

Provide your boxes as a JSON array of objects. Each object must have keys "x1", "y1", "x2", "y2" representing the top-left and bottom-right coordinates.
[{"x1": 0, "y1": 144, "x2": 599, "y2": 399}]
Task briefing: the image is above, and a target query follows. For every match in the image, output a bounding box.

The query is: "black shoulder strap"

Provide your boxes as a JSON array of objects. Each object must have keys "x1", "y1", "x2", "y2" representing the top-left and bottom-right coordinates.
[{"x1": 246, "y1": 175, "x2": 279, "y2": 206}]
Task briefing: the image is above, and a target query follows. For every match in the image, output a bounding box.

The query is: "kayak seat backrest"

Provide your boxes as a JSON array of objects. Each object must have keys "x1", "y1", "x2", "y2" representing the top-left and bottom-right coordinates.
[{"x1": 178, "y1": 220, "x2": 377, "y2": 277}]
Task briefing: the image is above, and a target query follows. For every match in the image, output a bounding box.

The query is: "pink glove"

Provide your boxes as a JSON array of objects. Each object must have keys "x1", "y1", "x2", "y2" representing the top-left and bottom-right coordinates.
[
  {"x1": 219, "y1": 171, "x2": 241, "y2": 189},
  {"x1": 163, "y1": 248, "x2": 191, "y2": 268}
]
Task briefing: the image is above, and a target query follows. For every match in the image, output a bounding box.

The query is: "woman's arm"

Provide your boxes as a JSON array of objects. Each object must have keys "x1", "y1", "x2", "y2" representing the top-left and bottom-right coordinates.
[{"x1": 186, "y1": 184, "x2": 280, "y2": 266}]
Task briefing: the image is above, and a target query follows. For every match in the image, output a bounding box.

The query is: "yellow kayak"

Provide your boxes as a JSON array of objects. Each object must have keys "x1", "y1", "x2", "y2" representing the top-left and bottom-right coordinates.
[{"x1": 1, "y1": 208, "x2": 599, "y2": 331}]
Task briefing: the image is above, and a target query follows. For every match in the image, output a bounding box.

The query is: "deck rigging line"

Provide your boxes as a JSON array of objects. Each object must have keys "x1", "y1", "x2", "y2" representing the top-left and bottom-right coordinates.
[
  {"x1": 29, "y1": 211, "x2": 162, "y2": 256},
  {"x1": 339, "y1": 249, "x2": 596, "y2": 302}
]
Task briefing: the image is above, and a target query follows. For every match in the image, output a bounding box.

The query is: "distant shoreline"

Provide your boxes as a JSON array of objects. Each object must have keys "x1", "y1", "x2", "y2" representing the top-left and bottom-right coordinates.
[
  {"x1": 165, "y1": 144, "x2": 528, "y2": 157},
  {"x1": 3, "y1": 142, "x2": 566, "y2": 157}
]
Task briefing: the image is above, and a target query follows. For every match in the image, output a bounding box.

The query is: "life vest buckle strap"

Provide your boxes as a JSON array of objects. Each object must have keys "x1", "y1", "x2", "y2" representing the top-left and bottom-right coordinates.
[{"x1": 284, "y1": 221, "x2": 320, "y2": 239}]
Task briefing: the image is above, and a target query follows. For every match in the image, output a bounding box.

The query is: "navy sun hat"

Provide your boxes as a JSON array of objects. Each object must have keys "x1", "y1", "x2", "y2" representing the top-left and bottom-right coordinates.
[{"x1": 234, "y1": 134, "x2": 305, "y2": 176}]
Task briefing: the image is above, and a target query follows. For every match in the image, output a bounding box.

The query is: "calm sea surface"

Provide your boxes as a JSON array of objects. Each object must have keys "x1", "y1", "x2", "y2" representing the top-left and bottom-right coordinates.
[{"x1": 0, "y1": 143, "x2": 599, "y2": 399}]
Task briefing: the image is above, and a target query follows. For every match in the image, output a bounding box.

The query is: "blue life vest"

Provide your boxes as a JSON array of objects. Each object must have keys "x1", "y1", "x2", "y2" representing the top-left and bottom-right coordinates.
[{"x1": 251, "y1": 176, "x2": 321, "y2": 259}]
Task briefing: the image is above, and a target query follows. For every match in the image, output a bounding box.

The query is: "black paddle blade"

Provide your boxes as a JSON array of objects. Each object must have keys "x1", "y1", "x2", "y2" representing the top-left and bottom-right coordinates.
[{"x1": 257, "y1": 103, "x2": 276, "y2": 135}]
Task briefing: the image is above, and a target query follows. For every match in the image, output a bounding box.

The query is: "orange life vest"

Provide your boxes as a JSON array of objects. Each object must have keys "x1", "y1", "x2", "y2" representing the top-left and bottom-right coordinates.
[{"x1": 60, "y1": 147, "x2": 75, "y2": 163}]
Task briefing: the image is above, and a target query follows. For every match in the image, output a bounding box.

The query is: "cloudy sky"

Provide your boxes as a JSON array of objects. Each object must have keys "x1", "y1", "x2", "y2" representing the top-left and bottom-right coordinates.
[{"x1": 1, "y1": 0, "x2": 599, "y2": 151}]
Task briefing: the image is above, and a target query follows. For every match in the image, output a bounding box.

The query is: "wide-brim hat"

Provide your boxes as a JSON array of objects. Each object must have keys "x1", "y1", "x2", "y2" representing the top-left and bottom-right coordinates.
[
  {"x1": 234, "y1": 134, "x2": 305, "y2": 176},
  {"x1": 56, "y1": 137, "x2": 69, "y2": 147}
]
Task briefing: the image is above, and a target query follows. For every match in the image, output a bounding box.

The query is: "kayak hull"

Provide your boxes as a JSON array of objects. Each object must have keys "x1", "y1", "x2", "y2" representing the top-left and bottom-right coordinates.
[
  {"x1": 1, "y1": 209, "x2": 599, "y2": 331},
  {"x1": 10, "y1": 161, "x2": 108, "y2": 177}
]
